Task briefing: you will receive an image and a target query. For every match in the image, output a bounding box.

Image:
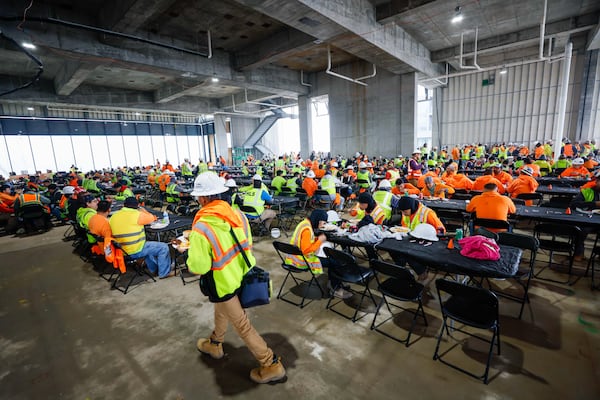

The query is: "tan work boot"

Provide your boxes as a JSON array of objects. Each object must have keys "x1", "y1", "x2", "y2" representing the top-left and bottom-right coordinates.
[
  {"x1": 196, "y1": 338, "x2": 224, "y2": 359},
  {"x1": 250, "y1": 355, "x2": 286, "y2": 383}
]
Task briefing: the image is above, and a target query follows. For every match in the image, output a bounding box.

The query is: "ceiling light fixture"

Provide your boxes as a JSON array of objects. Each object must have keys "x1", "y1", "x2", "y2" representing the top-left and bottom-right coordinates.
[
  {"x1": 22, "y1": 42, "x2": 36, "y2": 50},
  {"x1": 451, "y1": 6, "x2": 463, "y2": 23},
  {"x1": 27, "y1": 107, "x2": 34, "y2": 111},
  {"x1": 134, "y1": 112, "x2": 141, "y2": 116},
  {"x1": 211, "y1": 75, "x2": 219, "y2": 83},
  {"x1": 499, "y1": 68, "x2": 507, "y2": 75}
]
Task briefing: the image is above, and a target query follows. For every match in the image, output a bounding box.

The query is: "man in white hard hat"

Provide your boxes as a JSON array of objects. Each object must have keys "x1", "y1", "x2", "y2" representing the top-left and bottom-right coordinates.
[
  {"x1": 560, "y1": 157, "x2": 590, "y2": 178},
  {"x1": 187, "y1": 172, "x2": 286, "y2": 384},
  {"x1": 238, "y1": 174, "x2": 277, "y2": 232}
]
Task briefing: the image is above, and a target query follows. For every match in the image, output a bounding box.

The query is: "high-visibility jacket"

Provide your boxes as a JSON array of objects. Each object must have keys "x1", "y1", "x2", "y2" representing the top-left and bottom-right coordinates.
[
  {"x1": 77, "y1": 207, "x2": 97, "y2": 243},
  {"x1": 286, "y1": 219, "x2": 322, "y2": 274},
  {"x1": 555, "y1": 159, "x2": 570, "y2": 169},
  {"x1": 109, "y1": 208, "x2": 147, "y2": 255},
  {"x1": 165, "y1": 183, "x2": 180, "y2": 203},
  {"x1": 198, "y1": 162, "x2": 208, "y2": 173},
  {"x1": 356, "y1": 170, "x2": 371, "y2": 188},
  {"x1": 271, "y1": 176, "x2": 286, "y2": 194},
  {"x1": 387, "y1": 169, "x2": 400, "y2": 186},
  {"x1": 320, "y1": 175, "x2": 336, "y2": 196},
  {"x1": 408, "y1": 159, "x2": 422, "y2": 179},
  {"x1": 157, "y1": 174, "x2": 170, "y2": 191},
  {"x1": 242, "y1": 188, "x2": 266, "y2": 214},
  {"x1": 562, "y1": 144, "x2": 575, "y2": 157},
  {"x1": 373, "y1": 190, "x2": 393, "y2": 221},
  {"x1": 19, "y1": 193, "x2": 43, "y2": 207},
  {"x1": 285, "y1": 177, "x2": 298, "y2": 192},
  {"x1": 370, "y1": 204, "x2": 386, "y2": 225},
  {"x1": 275, "y1": 159, "x2": 285, "y2": 171},
  {"x1": 115, "y1": 187, "x2": 135, "y2": 201},
  {"x1": 181, "y1": 162, "x2": 193, "y2": 176},
  {"x1": 402, "y1": 204, "x2": 433, "y2": 231},
  {"x1": 188, "y1": 206, "x2": 254, "y2": 300}
]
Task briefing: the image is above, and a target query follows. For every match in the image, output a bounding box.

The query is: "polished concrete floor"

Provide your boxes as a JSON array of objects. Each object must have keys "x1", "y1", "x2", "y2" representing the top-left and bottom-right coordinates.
[{"x1": 1, "y1": 224, "x2": 599, "y2": 400}]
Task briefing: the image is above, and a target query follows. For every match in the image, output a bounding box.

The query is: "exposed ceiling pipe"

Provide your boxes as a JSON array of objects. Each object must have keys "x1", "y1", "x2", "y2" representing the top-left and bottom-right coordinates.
[
  {"x1": 300, "y1": 70, "x2": 312, "y2": 87},
  {"x1": 431, "y1": 62, "x2": 450, "y2": 86},
  {"x1": 230, "y1": 94, "x2": 287, "y2": 114},
  {"x1": 355, "y1": 64, "x2": 377, "y2": 82},
  {"x1": 419, "y1": 53, "x2": 565, "y2": 83},
  {"x1": 244, "y1": 88, "x2": 293, "y2": 109},
  {"x1": 207, "y1": 30, "x2": 212, "y2": 59},
  {"x1": 539, "y1": 0, "x2": 547, "y2": 60},
  {"x1": 459, "y1": 28, "x2": 482, "y2": 70},
  {"x1": 326, "y1": 45, "x2": 375, "y2": 86}
]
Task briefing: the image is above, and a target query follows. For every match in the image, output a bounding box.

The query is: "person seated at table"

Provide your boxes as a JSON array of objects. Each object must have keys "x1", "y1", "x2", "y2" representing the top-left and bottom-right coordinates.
[
  {"x1": 471, "y1": 168, "x2": 506, "y2": 194},
  {"x1": 317, "y1": 169, "x2": 344, "y2": 211},
  {"x1": 240, "y1": 176, "x2": 277, "y2": 231},
  {"x1": 392, "y1": 178, "x2": 420, "y2": 196},
  {"x1": 287, "y1": 210, "x2": 351, "y2": 299},
  {"x1": 491, "y1": 164, "x2": 513, "y2": 187},
  {"x1": 560, "y1": 157, "x2": 590, "y2": 178},
  {"x1": 391, "y1": 197, "x2": 445, "y2": 280},
  {"x1": 570, "y1": 178, "x2": 600, "y2": 261},
  {"x1": 0, "y1": 197, "x2": 18, "y2": 234},
  {"x1": 339, "y1": 167, "x2": 355, "y2": 201},
  {"x1": 580, "y1": 169, "x2": 600, "y2": 189},
  {"x1": 113, "y1": 181, "x2": 135, "y2": 201},
  {"x1": 0, "y1": 184, "x2": 19, "y2": 207},
  {"x1": 285, "y1": 172, "x2": 301, "y2": 194},
  {"x1": 350, "y1": 192, "x2": 386, "y2": 226},
  {"x1": 222, "y1": 178, "x2": 238, "y2": 205},
  {"x1": 165, "y1": 179, "x2": 188, "y2": 203},
  {"x1": 416, "y1": 168, "x2": 441, "y2": 189},
  {"x1": 584, "y1": 153, "x2": 598, "y2": 171},
  {"x1": 302, "y1": 170, "x2": 318, "y2": 198},
  {"x1": 373, "y1": 179, "x2": 402, "y2": 225},
  {"x1": 270, "y1": 170, "x2": 286, "y2": 195},
  {"x1": 466, "y1": 183, "x2": 516, "y2": 233},
  {"x1": 88, "y1": 200, "x2": 112, "y2": 253},
  {"x1": 421, "y1": 176, "x2": 455, "y2": 199},
  {"x1": 109, "y1": 197, "x2": 174, "y2": 278},
  {"x1": 507, "y1": 167, "x2": 539, "y2": 205},
  {"x1": 534, "y1": 155, "x2": 553, "y2": 176},
  {"x1": 76, "y1": 194, "x2": 99, "y2": 242},
  {"x1": 516, "y1": 157, "x2": 541, "y2": 177}
]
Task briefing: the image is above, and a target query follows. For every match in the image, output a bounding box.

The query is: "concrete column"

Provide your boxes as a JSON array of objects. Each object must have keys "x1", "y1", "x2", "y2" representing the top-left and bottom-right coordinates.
[
  {"x1": 400, "y1": 72, "x2": 417, "y2": 154},
  {"x1": 576, "y1": 50, "x2": 600, "y2": 140},
  {"x1": 298, "y1": 95, "x2": 312, "y2": 159},
  {"x1": 213, "y1": 115, "x2": 229, "y2": 164}
]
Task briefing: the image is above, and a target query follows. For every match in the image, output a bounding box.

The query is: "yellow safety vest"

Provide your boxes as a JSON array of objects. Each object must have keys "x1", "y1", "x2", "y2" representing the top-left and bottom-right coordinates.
[
  {"x1": 242, "y1": 188, "x2": 265, "y2": 214},
  {"x1": 286, "y1": 219, "x2": 323, "y2": 274},
  {"x1": 109, "y1": 208, "x2": 146, "y2": 255},
  {"x1": 320, "y1": 176, "x2": 336, "y2": 196},
  {"x1": 373, "y1": 191, "x2": 393, "y2": 221},
  {"x1": 402, "y1": 204, "x2": 432, "y2": 231}
]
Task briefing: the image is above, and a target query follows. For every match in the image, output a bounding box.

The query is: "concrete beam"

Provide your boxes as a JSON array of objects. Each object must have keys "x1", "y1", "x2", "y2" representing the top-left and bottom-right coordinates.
[
  {"x1": 375, "y1": 0, "x2": 438, "y2": 20},
  {"x1": 100, "y1": 0, "x2": 177, "y2": 32},
  {"x1": 218, "y1": 89, "x2": 297, "y2": 110},
  {"x1": 0, "y1": 75, "x2": 218, "y2": 114},
  {"x1": 233, "y1": 0, "x2": 442, "y2": 77},
  {"x1": 587, "y1": 22, "x2": 600, "y2": 51},
  {"x1": 234, "y1": 28, "x2": 316, "y2": 70},
  {"x1": 432, "y1": 13, "x2": 599, "y2": 63},
  {"x1": 53, "y1": 62, "x2": 97, "y2": 96},
  {"x1": 0, "y1": 24, "x2": 308, "y2": 98},
  {"x1": 154, "y1": 79, "x2": 210, "y2": 103}
]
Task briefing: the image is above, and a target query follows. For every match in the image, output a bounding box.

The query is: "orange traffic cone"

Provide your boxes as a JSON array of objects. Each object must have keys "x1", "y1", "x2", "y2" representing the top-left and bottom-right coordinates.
[
  {"x1": 565, "y1": 207, "x2": 572, "y2": 215},
  {"x1": 447, "y1": 238, "x2": 454, "y2": 249}
]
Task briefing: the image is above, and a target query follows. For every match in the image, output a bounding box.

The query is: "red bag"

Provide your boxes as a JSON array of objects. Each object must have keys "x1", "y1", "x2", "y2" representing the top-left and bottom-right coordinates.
[{"x1": 458, "y1": 235, "x2": 501, "y2": 261}]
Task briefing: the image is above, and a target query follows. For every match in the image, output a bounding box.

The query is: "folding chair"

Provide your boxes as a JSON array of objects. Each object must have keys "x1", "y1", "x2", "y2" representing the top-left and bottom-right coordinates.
[
  {"x1": 314, "y1": 189, "x2": 333, "y2": 209},
  {"x1": 433, "y1": 279, "x2": 501, "y2": 384},
  {"x1": 272, "y1": 241, "x2": 325, "y2": 308},
  {"x1": 279, "y1": 186, "x2": 295, "y2": 196},
  {"x1": 323, "y1": 247, "x2": 377, "y2": 322},
  {"x1": 369, "y1": 259, "x2": 428, "y2": 346},
  {"x1": 586, "y1": 240, "x2": 600, "y2": 290},
  {"x1": 17, "y1": 204, "x2": 51, "y2": 234},
  {"x1": 239, "y1": 205, "x2": 269, "y2": 236},
  {"x1": 436, "y1": 209, "x2": 467, "y2": 233},
  {"x1": 492, "y1": 232, "x2": 540, "y2": 319},
  {"x1": 451, "y1": 193, "x2": 473, "y2": 201},
  {"x1": 474, "y1": 227, "x2": 499, "y2": 241},
  {"x1": 471, "y1": 218, "x2": 511, "y2": 235},
  {"x1": 533, "y1": 223, "x2": 580, "y2": 285},
  {"x1": 111, "y1": 241, "x2": 156, "y2": 294},
  {"x1": 516, "y1": 192, "x2": 544, "y2": 206}
]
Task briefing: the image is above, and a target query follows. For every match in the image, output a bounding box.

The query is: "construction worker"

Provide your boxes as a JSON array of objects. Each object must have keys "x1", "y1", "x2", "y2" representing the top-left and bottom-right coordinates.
[
  {"x1": 507, "y1": 167, "x2": 539, "y2": 206},
  {"x1": 270, "y1": 170, "x2": 286, "y2": 195},
  {"x1": 76, "y1": 194, "x2": 99, "y2": 242},
  {"x1": 318, "y1": 170, "x2": 343, "y2": 211},
  {"x1": 241, "y1": 175, "x2": 277, "y2": 231},
  {"x1": 109, "y1": 197, "x2": 173, "y2": 278},
  {"x1": 407, "y1": 151, "x2": 423, "y2": 187},
  {"x1": 466, "y1": 183, "x2": 516, "y2": 233},
  {"x1": 355, "y1": 162, "x2": 372, "y2": 193},
  {"x1": 114, "y1": 181, "x2": 135, "y2": 201},
  {"x1": 560, "y1": 157, "x2": 590, "y2": 178},
  {"x1": 186, "y1": 172, "x2": 286, "y2": 384},
  {"x1": 421, "y1": 176, "x2": 455, "y2": 199}
]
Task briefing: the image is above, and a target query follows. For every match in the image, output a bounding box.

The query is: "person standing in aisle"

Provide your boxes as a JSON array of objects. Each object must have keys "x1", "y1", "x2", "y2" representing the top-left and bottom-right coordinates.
[{"x1": 187, "y1": 172, "x2": 286, "y2": 384}]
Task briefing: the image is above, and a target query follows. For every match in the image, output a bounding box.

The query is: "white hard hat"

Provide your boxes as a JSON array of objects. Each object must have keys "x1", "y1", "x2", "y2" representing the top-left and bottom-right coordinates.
[
  {"x1": 62, "y1": 186, "x2": 75, "y2": 195},
  {"x1": 573, "y1": 158, "x2": 584, "y2": 165},
  {"x1": 413, "y1": 150, "x2": 421, "y2": 154},
  {"x1": 366, "y1": 162, "x2": 373, "y2": 168},
  {"x1": 409, "y1": 223, "x2": 439, "y2": 242},
  {"x1": 331, "y1": 161, "x2": 339, "y2": 167},
  {"x1": 327, "y1": 210, "x2": 341, "y2": 223},
  {"x1": 355, "y1": 152, "x2": 361, "y2": 158},
  {"x1": 270, "y1": 228, "x2": 281, "y2": 239},
  {"x1": 225, "y1": 178, "x2": 237, "y2": 188},
  {"x1": 306, "y1": 170, "x2": 316, "y2": 178},
  {"x1": 358, "y1": 162, "x2": 367, "y2": 168},
  {"x1": 252, "y1": 174, "x2": 262, "y2": 181},
  {"x1": 191, "y1": 172, "x2": 228, "y2": 196},
  {"x1": 521, "y1": 167, "x2": 533, "y2": 176},
  {"x1": 379, "y1": 179, "x2": 392, "y2": 189}
]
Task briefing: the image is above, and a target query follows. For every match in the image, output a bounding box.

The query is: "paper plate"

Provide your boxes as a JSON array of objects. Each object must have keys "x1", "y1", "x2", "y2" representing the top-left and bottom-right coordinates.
[
  {"x1": 320, "y1": 223, "x2": 339, "y2": 231},
  {"x1": 389, "y1": 226, "x2": 410, "y2": 233},
  {"x1": 150, "y1": 221, "x2": 169, "y2": 229},
  {"x1": 171, "y1": 235, "x2": 190, "y2": 250}
]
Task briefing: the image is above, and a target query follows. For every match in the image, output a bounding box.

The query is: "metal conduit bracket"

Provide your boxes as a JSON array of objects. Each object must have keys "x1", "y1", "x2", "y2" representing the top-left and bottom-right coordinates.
[{"x1": 325, "y1": 45, "x2": 375, "y2": 86}]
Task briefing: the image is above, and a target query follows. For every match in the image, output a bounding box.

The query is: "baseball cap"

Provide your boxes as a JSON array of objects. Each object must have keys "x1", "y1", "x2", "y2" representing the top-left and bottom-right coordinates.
[{"x1": 124, "y1": 197, "x2": 139, "y2": 208}]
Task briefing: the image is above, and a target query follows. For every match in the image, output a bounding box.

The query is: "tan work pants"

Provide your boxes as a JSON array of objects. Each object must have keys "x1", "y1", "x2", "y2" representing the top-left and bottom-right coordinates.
[{"x1": 211, "y1": 295, "x2": 273, "y2": 367}]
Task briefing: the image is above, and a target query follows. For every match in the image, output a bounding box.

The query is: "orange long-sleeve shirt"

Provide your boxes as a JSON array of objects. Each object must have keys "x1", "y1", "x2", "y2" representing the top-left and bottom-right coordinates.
[
  {"x1": 392, "y1": 183, "x2": 420, "y2": 196},
  {"x1": 421, "y1": 182, "x2": 455, "y2": 198},
  {"x1": 298, "y1": 221, "x2": 322, "y2": 255},
  {"x1": 472, "y1": 175, "x2": 506, "y2": 194},
  {"x1": 445, "y1": 174, "x2": 474, "y2": 190},
  {"x1": 0, "y1": 192, "x2": 18, "y2": 207},
  {"x1": 492, "y1": 171, "x2": 513, "y2": 186},
  {"x1": 560, "y1": 166, "x2": 590, "y2": 178},
  {"x1": 506, "y1": 175, "x2": 539, "y2": 205},
  {"x1": 466, "y1": 191, "x2": 516, "y2": 222},
  {"x1": 302, "y1": 177, "x2": 318, "y2": 197}
]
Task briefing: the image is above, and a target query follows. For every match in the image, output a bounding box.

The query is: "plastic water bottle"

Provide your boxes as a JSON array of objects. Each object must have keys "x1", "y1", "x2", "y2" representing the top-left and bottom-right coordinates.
[
  {"x1": 455, "y1": 228, "x2": 463, "y2": 241},
  {"x1": 163, "y1": 211, "x2": 169, "y2": 224}
]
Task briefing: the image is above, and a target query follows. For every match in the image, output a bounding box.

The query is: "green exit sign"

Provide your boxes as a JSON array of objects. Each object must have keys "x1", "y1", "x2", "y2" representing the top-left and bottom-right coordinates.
[{"x1": 482, "y1": 79, "x2": 489, "y2": 86}]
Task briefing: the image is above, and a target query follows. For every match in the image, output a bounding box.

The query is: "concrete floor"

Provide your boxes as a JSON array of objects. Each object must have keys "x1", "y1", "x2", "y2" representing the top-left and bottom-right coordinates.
[{"x1": 1, "y1": 225, "x2": 599, "y2": 400}]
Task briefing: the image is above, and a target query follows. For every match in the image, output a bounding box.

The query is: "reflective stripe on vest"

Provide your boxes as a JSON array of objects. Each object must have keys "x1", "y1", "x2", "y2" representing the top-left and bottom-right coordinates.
[
  {"x1": 242, "y1": 189, "x2": 265, "y2": 214},
  {"x1": 286, "y1": 178, "x2": 298, "y2": 190},
  {"x1": 286, "y1": 219, "x2": 322, "y2": 273},
  {"x1": 402, "y1": 204, "x2": 431, "y2": 230},
  {"x1": 373, "y1": 191, "x2": 392, "y2": 221},
  {"x1": 356, "y1": 170, "x2": 371, "y2": 188},
  {"x1": 192, "y1": 210, "x2": 251, "y2": 271},
  {"x1": 371, "y1": 204, "x2": 386, "y2": 224},
  {"x1": 320, "y1": 176, "x2": 336, "y2": 195},
  {"x1": 20, "y1": 193, "x2": 42, "y2": 206},
  {"x1": 109, "y1": 208, "x2": 146, "y2": 255}
]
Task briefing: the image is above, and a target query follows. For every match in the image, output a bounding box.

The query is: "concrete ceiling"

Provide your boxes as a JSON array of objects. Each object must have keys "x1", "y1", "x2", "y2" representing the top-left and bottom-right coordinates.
[{"x1": 0, "y1": 0, "x2": 598, "y2": 115}]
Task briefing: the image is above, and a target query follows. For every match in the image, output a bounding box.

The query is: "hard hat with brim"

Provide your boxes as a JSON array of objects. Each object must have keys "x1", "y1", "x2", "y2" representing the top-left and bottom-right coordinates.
[
  {"x1": 573, "y1": 158, "x2": 584, "y2": 165},
  {"x1": 306, "y1": 170, "x2": 316, "y2": 178},
  {"x1": 252, "y1": 174, "x2": 262, "y2": 181},
  {"x1": 409, "y1": 223, "x2": 439, "y2": 242},
  {"x1": 191, "y1": 172, "x2": 228, "y2": 196}
]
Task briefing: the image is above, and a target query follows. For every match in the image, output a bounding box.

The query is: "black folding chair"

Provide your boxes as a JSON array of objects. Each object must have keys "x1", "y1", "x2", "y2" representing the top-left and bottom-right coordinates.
[
  {"x1": 494, "y1": 232, "x2": 540, "y2": 319},
  {"x1": 451, "y1": 193, "x2": 473, "y2": 201},
  {"x1": 239, "y1": 205, "x2": 269, "y2": 236},
  {"x1": 370, "y1": 259, "x2": 428, "y2": 346},
  {"x1": 471, "y1": 218, "x2": 511, "y2": 235},
  {"x1": 474, "y1": 227, "x2": 499, "y2": 241},
  {"x1": 516, "y1": 192, "x2": 544, "y2": 206},
  {"x1": 533, "y1": 223, "x2": 580, "y2": 285},
  {"x1": 436, "y1": 209, "x2": 467, "y2": 233},
  {"x1": 272, "y1": 241, "x2": 325, "y2": 308},
  {"x1": 323, "y1": 247, "x2": 377, "y2": 322},
  {"x1": 433, "y1": 279, "x2": 501, "y2": 384},
  {"x1": 110, "y1": 241, "x2": 156, "y2": 294},
  {"x1": 314, "y1": 189, "x2": 333, "y2": 209}
]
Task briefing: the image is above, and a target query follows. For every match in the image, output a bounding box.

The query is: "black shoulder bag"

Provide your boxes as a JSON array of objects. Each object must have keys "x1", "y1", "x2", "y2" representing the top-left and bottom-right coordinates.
[{"x1": 230, "y1": 228, "x2": 271, "y2": 308}]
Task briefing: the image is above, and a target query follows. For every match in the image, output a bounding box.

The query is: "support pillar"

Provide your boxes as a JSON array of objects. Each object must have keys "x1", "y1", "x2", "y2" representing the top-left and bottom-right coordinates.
[{"x1": 298, "y1": 95, "x2": 312, "y2": 159}]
